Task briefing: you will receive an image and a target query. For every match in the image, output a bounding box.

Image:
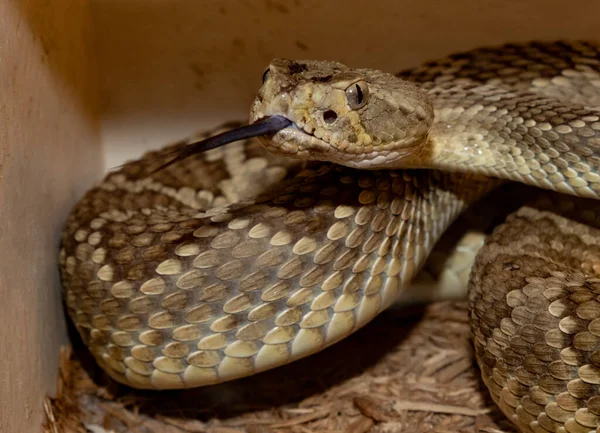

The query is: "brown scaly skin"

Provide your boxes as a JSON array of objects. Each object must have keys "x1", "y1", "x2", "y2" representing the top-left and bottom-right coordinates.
[
  {"x1": 469, "y1": 194, "x2": 600, "y2": 433},
  {"x1": 59, "y1": 40, "x2": 600, "y2": 432}
]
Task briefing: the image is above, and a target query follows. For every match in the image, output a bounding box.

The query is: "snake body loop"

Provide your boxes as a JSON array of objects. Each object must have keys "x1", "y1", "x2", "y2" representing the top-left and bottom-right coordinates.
[{"x1": 60, "y1": 41, "x2": 600, "y2": 433}]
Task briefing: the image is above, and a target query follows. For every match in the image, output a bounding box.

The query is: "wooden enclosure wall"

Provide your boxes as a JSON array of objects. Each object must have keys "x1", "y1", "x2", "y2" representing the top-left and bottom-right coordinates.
[{"x1": 0, "y1": 2, "x2": 101, "y2": 432}]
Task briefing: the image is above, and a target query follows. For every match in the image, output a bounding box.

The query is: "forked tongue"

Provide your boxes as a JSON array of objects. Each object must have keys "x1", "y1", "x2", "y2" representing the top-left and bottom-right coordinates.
[{"x1": 149, "y1": 115, "x2": 292, "y2": 174}]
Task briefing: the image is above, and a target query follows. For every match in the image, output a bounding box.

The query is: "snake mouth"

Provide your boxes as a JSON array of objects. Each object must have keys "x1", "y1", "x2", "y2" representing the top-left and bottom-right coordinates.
[
  {"x1": 256, "y1": 118, "x2": 419, "y2": 169},
  {"x1": 149, "y1": 115, "x2": 405, "y2": 172},
  {"x1": 257, "y1": 117, "x2": 339, "y2": 159}
]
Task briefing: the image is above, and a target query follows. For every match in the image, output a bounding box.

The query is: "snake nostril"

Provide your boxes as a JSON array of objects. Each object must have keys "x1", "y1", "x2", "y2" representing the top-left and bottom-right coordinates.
[{"x1": 323, "y1": 110, "x2": 338, "y2": 124}]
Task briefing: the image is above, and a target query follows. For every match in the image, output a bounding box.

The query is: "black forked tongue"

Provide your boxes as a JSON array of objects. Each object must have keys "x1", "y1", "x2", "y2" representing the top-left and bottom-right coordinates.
[{"x1": 150, "y1": 115, "x2": 292, "y2": 174}]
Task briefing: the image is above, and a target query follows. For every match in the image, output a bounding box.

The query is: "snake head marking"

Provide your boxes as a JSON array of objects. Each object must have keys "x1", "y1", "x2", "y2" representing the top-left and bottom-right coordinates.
[{"x1": 249, "y1": 58, "x2": 435, "y2": 169}]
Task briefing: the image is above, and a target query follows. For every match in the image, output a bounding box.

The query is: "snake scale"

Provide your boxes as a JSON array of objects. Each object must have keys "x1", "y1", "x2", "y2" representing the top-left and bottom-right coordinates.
[{"x1": 59, "y1": 40, "x2": 600, "y2": 433}]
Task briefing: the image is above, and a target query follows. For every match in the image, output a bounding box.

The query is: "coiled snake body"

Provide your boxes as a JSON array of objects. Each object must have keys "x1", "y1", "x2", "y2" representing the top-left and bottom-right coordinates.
[{"x1": 60, "y1": 41, "x2": 600, "y2": 433}]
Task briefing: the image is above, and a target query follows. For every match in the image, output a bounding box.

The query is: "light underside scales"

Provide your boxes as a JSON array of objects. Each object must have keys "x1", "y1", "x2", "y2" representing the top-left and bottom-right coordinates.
[
  {"x1": 60, "y1": 135, "x2": 493, "y2": 390},
  {"x1": 426, "y1": 85, "x2": 600, "y2": 199}
]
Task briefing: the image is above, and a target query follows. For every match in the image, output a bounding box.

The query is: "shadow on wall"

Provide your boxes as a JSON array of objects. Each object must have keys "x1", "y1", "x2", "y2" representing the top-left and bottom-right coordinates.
[
  {"x1": 16, "y1": 0, "x2": 100, "y2": 126},
  {"x1": 89, "y1": 0, "x2": 600, "y2": 130}
]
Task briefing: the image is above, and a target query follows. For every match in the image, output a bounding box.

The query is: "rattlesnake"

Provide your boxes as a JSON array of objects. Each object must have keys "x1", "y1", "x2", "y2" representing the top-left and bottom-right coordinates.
[{"x1": 60, "y1": 41, "x2": 600, "y2": 433}]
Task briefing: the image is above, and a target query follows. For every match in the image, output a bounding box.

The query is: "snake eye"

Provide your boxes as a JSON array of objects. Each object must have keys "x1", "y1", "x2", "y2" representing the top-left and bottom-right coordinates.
[
  {"x1": 346, "y1": 81, "x2": 368, "y2": 110},
  {"x1": 262, "y1": 68, "x2": 271, "y2": 83}
]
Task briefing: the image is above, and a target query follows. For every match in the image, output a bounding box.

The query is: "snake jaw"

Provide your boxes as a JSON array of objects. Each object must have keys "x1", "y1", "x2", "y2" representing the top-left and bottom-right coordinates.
[
  {"x1": 247, "y1": 114, "x2": 338, "y2": 160},
  {"x1": 246, "y1": 113, "x2": 429, "y2": 169},
  {"x1": 245, "y1": 113, "x2": 427, "y2": 169}
]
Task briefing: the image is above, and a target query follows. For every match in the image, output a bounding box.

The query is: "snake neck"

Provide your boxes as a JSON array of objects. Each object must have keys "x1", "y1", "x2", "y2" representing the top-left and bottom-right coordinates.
[{"x1": 393, "y1": 94, "x2": 600, "y2": 200}]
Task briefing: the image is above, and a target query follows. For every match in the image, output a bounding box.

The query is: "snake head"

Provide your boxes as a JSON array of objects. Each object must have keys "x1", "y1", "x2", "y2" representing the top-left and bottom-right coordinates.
[
  {"x1": 249, "y1": 58, "x2": 435, "y2": 169},
  {"x1": 149, "y1": 59, "x2": 435, "y2": 174}
]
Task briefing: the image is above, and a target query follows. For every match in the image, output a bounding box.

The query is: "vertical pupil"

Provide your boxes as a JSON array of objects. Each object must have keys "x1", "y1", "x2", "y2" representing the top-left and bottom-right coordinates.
[{"x1": 355, "y1": 84, "x2": 363, "y2": 104}]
